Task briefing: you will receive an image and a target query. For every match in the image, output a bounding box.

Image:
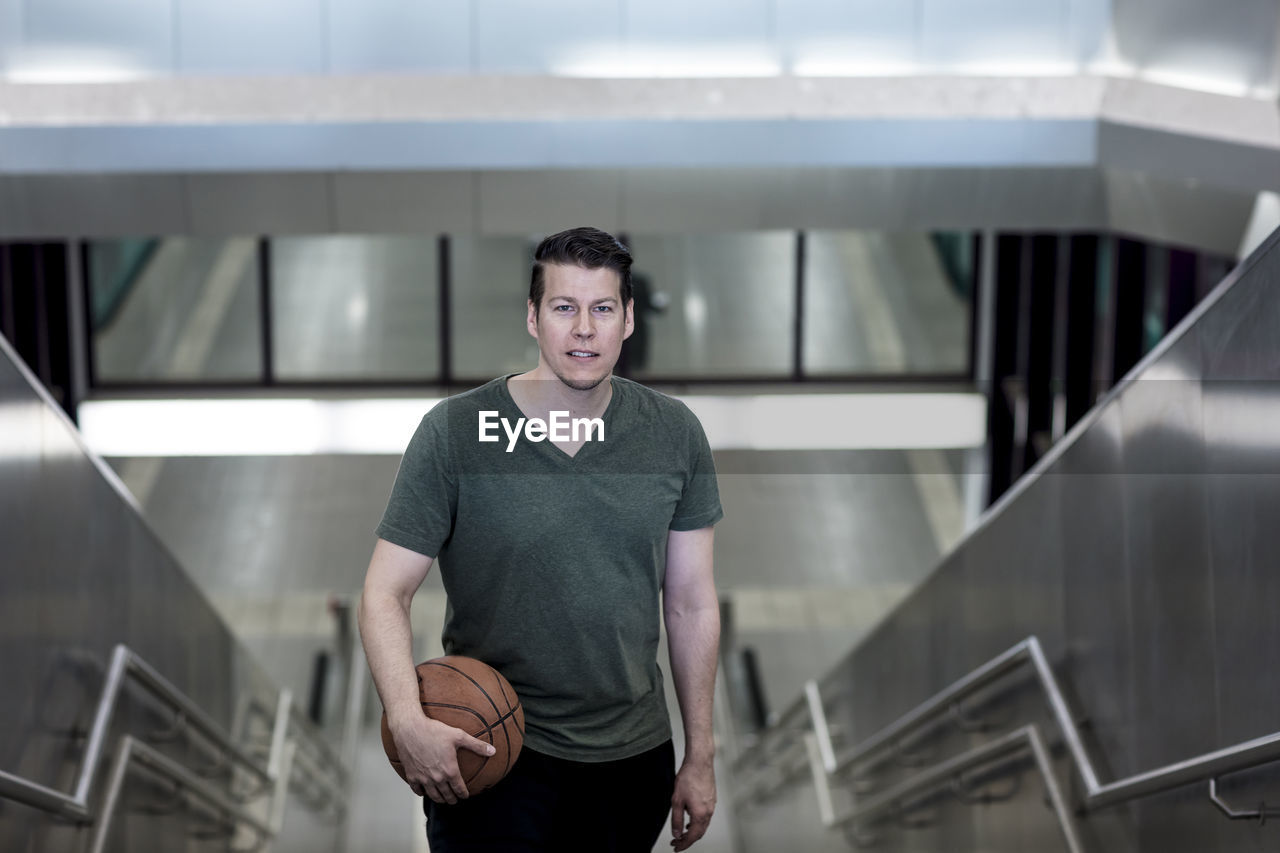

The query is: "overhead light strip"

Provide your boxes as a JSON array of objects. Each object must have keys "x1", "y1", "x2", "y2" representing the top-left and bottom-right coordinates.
[{"x1": 77, "y1": 393, "x2": 987, "y2": 456}]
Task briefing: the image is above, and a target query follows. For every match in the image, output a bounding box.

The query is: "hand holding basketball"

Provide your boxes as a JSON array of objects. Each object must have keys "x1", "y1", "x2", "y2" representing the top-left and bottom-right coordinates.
[
  {"x1": 384, "y1": 714, "x2": 489, "y2": 803},
  {"x1": 381, "y1": 656, "x2": 525, "y2": 801}
]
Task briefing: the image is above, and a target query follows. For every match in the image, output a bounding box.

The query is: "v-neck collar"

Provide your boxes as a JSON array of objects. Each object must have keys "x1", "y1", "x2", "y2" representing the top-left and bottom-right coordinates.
[{"x1": 497, "y1": 374, "x2": 621, "y2": 463}]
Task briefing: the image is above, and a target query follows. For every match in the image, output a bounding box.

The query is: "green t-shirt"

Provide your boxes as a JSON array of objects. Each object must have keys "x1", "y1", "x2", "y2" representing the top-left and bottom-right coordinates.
[{"x1": 376, "y1": 375, "x2": 723, "y2": 762}]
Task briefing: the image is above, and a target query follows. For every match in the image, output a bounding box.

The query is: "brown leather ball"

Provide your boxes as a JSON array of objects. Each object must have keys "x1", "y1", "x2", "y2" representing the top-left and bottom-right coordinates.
[{"x1": 380, "y1": 656, "x2": 525, "y2": 795}]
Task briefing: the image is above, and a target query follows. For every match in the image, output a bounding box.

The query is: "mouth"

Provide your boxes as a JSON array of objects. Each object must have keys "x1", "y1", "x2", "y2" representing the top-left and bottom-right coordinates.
[{"x1": 567, "y1": 350, "x2": 599, "y2": 361}]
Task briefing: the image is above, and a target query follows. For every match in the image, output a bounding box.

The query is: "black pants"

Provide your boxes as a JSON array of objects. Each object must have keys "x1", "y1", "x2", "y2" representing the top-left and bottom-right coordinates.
[{"x1": 424, "y1": 740, "x2": 675, "y2": 853}]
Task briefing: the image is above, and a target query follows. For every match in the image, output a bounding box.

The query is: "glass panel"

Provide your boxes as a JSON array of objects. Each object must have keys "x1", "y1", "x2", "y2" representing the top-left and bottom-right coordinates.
[
  {"x1": 89, "y1": 237, "x2": 262, "y2": 382},
  {"x1": 803, "y1": 231, "x2": 971, "y2": 375},
  {"x1": 1142, "y1": 244, "x2": 1169, "y2": 355},
  {"x1": 450, "y1": 236, "x2": 539, "y2": 379},
  {"x1": 627, "y1": 232, "x2": 795, "y2": 378},
  {"x1": 271, "y1": 236, "x2": 439, "y2": 381}
]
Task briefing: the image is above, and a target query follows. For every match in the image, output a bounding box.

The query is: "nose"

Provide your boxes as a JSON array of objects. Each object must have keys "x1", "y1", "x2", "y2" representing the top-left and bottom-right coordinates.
[{"x1": 573, "y1": 311, "x2": 594, "y2": 338}]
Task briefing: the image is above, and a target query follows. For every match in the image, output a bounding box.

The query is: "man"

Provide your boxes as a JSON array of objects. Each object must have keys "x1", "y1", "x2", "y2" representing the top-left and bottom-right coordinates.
[{"x1": 359, "y1": 226, "x2": 722, "y2": 852}]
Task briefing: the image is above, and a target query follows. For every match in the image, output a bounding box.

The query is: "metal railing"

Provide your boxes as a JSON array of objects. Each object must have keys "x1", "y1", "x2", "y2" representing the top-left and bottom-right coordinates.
[
  {"x1": 734, "y1": 635, "x2": 1280, "y2": 847},
  {"x1": 804, "y1": 723, "x2": 1082, "y2": 851},
  {"x1": 0, "y1": 643, "x2": 353, "y2": 850},
  {"x1": 728, "y1": 685, "x2": 813, "y2": 802}
]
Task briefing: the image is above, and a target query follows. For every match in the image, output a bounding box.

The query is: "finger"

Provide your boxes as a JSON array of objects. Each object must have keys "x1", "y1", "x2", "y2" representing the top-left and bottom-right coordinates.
[
  {"x1": 445, "y1": 773, "x2": 476, "y2": 799},
  {"x1": 423, "y1": 758, "x2": 468, "y2": 802},
  {"x1": 460, "y1": 736, "x2": 497, "y2": 758},
  {"x1": 673, "y1": 827, "x2": 704, "y2": 852},
  {"x1": 671, "y1": 813, "x2": 710, "y2": 851},
  {"x1": 428, "y1": 780, "x2": 458, "y2": 805},
  {"x1": 670, "y1": 802, "x2": 684, "y2": 840}
]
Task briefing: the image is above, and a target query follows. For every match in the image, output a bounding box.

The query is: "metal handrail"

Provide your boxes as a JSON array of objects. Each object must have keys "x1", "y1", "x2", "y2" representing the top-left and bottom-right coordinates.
[
  {"x1": 729, "y1": 687, "x2": 810, "y2": 773},
  {"x1": 0, "y1": 644, "x2": 271, "y2": 821},
  {"x1": 87, "y1": 734, "x2": 280, "y2": 853},
  {"x1": 795, "y1": 635, "x2": 1280, "y2": 840},
  {"x1": 825, "y1": 639, "x2": 1032, "y2": 777},
  {"x1": 1208, "y1": 778, "x2": 1280, "y2": 823},
  {"x1": 0, "y1": 643, "x2": 348, "y2": 841},
  {"x1": 289, "y1": 704, "x2": 348, "y2": 782},
  {"x1": 287, "y1": 707, "x2": 349, "y2": 808},
  {"x1": 234, "y1": 692, "x2": 351, "y2": 816},
  {"x1": 728, "y1": 686, "x2": 814, "y2": 803},
  {"x1": 804, "y1": 724, "x2": 1084, "y2": 853}
]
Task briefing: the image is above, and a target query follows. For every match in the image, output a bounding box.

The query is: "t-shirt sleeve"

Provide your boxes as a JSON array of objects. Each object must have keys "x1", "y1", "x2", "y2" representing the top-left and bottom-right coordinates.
[
  {"x1": 375, "y1": 410, "x2": 457, "y2": 557},
  {"x1": 669, "y1": 404, "x2": 724, "y2": 531}
]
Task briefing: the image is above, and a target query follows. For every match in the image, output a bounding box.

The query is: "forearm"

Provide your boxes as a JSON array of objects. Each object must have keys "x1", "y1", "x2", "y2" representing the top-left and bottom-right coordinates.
[
  {"x1": 358, "y1": 539, "x2": 433, "y2": 727},
  {"x1": 665, "y1": 595, "x2": 720, "y2": 764},
  {"x1": 358, "y1": 541, "x2": 493, "y2": 803},
  {"x1": 358, "y1": 587, "x2": 422, "y2": 723}
]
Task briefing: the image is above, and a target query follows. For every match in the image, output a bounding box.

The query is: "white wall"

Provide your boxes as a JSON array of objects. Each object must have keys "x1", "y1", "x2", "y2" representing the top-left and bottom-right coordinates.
[
  {"x1": 0, "y1": 0, "x2": 1120, "y2": 80},
  {"x1": 1110, "y1": 0, "x2": 1280, "y2": 94},
  {"x1": 7, "y1": 1, "x2": 1277, "y2": 96}
]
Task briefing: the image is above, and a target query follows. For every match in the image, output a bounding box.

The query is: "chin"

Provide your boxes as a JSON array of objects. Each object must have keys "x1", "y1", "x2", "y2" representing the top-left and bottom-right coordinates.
[
  {"x1": 552, "y1": 359, "x2": 614, "y2": 392},
  {"x1": 558, "y1": 374, "x2": 608, "y2": 392}
]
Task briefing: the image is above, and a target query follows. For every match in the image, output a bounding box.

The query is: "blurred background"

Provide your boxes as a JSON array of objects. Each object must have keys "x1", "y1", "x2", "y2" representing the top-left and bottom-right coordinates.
[{"x1": 2, "y1": 1, "x2": 1279, "y2": 851}]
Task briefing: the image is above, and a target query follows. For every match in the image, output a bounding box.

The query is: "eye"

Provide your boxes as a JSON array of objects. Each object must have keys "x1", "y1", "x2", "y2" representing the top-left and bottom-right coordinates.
[{"x1": 594, "y1": 305, "x2": 612, "y2": 313}]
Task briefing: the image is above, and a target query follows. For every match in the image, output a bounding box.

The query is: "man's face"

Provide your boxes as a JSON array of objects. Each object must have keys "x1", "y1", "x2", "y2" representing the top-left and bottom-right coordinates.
[{"x1": 528, "y1": 263, "x2": 634, "y2": 392}]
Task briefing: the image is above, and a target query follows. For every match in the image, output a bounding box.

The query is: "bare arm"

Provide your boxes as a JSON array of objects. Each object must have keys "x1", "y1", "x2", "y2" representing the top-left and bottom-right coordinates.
[
  {"x1": 663, "y1": 526, "x2": 719, "y2": 851},
  {"x1": 358, "y1": 538, "x2": 492, "y2": 803}
]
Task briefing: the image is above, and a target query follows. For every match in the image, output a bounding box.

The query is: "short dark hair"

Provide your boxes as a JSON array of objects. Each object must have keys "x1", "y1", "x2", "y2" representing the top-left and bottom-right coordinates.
[{"x1": 529, "y1": 227, "x2": 633, "y2": 317}]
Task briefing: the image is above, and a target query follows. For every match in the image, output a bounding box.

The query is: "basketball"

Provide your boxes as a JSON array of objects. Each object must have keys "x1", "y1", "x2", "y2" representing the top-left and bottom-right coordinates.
[{"x1": 380, "y1": 656, "x2": 525, "y2": 795}]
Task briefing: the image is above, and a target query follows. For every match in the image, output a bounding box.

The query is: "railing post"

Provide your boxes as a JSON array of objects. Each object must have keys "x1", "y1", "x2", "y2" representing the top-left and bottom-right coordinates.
[
  {"x1": 804, "y1": 680, "x2": 837, "y2": 775},
  {"x1": 0, "y1": 645, "x2": 350, "y2": 849},
  {"x1": 739, "y1": 634, "x2": 1280, "y2": 845},
  {"x1": 804, "y1": 733, "x2": 838, "y2": 828}
]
